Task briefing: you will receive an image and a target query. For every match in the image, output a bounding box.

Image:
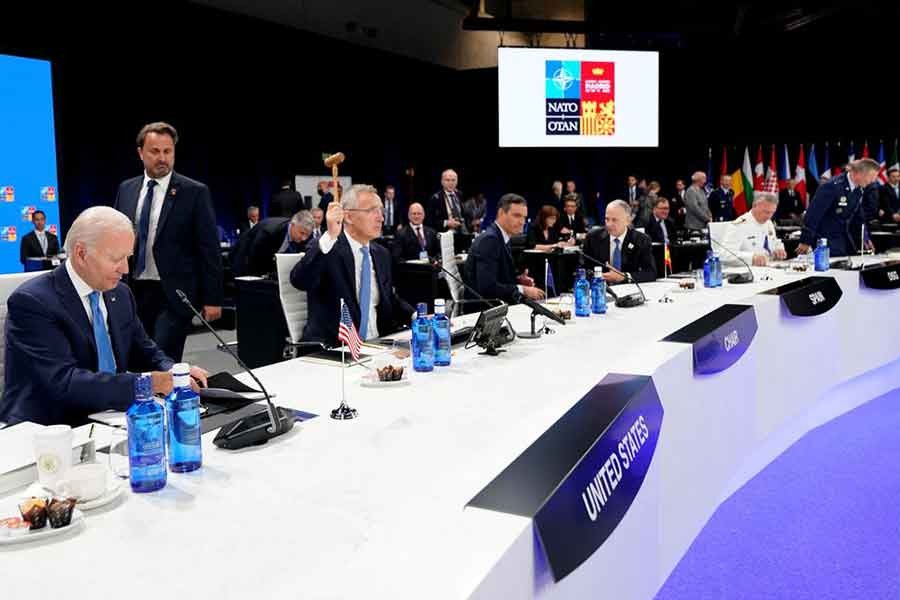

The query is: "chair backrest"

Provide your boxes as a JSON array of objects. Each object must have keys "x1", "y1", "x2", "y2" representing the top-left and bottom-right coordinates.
[
  {"x1": 0, "y1": 302, "x2": 6, "y2": 403},
  {"x1": 708, "y1": 221, "x2": 729, "y2": 246},
  {"x1": 440, "y1": 232, "x2": 463, "y2": 313},
  {"x1": 274, "y1": 253, "x2": 307, "y2": 344}
]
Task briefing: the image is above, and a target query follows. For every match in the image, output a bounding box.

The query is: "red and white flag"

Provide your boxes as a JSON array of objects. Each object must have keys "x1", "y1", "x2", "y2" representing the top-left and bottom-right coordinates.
[
  {"x1": 765, "y1": 145, "x2": 779, "y2": 193},
  {"x1": 795, "y1": 144, "x2": 808, "y2": 206},
  {"x1": 753, "y1": 145, "x2": 765, "y2": 190}
]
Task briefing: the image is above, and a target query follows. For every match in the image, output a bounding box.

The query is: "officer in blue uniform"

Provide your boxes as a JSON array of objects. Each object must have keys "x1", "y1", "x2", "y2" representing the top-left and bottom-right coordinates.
[{"x1": 799, "y1": 158, "x2": 879, "y2": 256}]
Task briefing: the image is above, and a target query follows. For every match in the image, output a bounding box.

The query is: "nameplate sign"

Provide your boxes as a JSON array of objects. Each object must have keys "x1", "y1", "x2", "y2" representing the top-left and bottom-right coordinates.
[
  {"x1": 860, "y1": 260, "x2": 900, "y2": 290},
  {"x1": 661, "y1": 304, "x2": 757, "y2": 375},
  {"x1": 761, "y1": 275, "x2": 842, "y2": 317},
  {"x1": 467, "y1": 374, "x2": 664, "y2": 581}
]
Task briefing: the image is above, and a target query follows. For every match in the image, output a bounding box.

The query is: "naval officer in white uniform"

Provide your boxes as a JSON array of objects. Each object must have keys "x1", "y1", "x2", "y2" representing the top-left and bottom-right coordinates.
[{"x1": 721, "y1": 191, "x2": 787, "y2": 267}]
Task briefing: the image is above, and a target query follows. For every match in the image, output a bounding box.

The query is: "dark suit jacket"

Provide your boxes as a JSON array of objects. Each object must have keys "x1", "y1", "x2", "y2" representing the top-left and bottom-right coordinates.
[
  {"x1": 270, "y1": 188, "x2": 306, "y2": 218},
  {"x1": 708, "y1": 188, "x2": 735, "y2": 222},
  {"x1": 318, "y1": 191, "x2": 334, "y2": 212},
  {"x1": 382, "y1": 197, "x2": 405, "y2": 232},
  {"x1": 582, "y1": 228, "x2": 657, "y2": 284},
  {"x1": 878, "y1": 184, "x2": 900, "y2": 223},
  {"x1": 670, "y1": 191, "x2": 687, "y2": 227},
  {"x1": 526, "y1": 226, "x2": 560, "y2": 249},
  {"x1": 0, "y1": 266, "x2": 173, "y2": 426},
  {"x1": 802, "y1": 173, "x2": 878, "y2": 256},
  {"x1": 463, "y1": 223, "x2": 521, "y2": 305},
  {"x1": 555, "y1": 212, "x2": 586, "y2": 236},
  {"x1": 777, "y1": 189, "x2": 804, "y2": 220},
  {"x1": 645, "y1": 217, "x2": 676, "y2": 245},
  {"x1": 19, "y1": 230, "x2": 60, "y2": 265},
  {"x1": 232, "y1": 217, "x2": 304, "y2": 277},
  {"x1": 426, "y1": 189, "x2": 466, "y2": 233},
  {"x1": 392, "y1": 223, "x2": 440, "y2": 262},
  {"x1": 114, "y1": 172, "x2": 224, "y2": 316},
  {"x1": 290, "y1": 232, "x2": 412, "y2": 345}
]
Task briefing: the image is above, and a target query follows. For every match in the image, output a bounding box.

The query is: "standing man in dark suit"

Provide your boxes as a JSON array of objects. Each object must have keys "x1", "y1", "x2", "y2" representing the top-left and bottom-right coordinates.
[
  {"x1": 392, "y1": 203, "x2": 440, "y2": 262},
  {"x1": 645, "y1": 197, "x2": 675, "y2": 245},
  {"x1": 317, "y1": 181, "x2": 340, "y2": 212},
  {"x1": 427, "y1": 169, "x2": 468, "y2": 234},
  {"x1": 878, "y1": 168, "x2": 900, "y2": 224},
  {"x1": 291, "y1": 184, "x2": 412, "y2": 345},
  {"x1": 799, "y1": 158, "x2": 880, "y2": 256},
  {"x1": 113, "y1": 122, "x2": 223, "y2": 362},
  {"x1": 708, "y1": 174, "x2": 735, "y2": 222},
  {"x1": 777, "y1": 179, "x2": 804, "y2": 221},
  {"x1": 232, "y1": 211, "x2": 315, "y2": 277},
  {"x1": 549, "y1": 180, "x2": 564, "y2": 210},
  {"x1": 270, "y1": 177, "x2": 306, "y2": 218},
  {"x1": 582, "y1": 200, "x2": 657, "y2": 284},
  {"x1": 463, "y1": 193, "x2": 545, "y2": 306},
  {"x1": 382, "y1": 185, "x2": 404, "y2": 234},
  {"x1": 19, "y1": 210, "x2": 60, "y2": 268},
  {"x1": 0, "y1": 207, "x2": 208, "y2": 427},
  {"x1": 670, "y1": 178, "x2": 688, "y2": 230}
]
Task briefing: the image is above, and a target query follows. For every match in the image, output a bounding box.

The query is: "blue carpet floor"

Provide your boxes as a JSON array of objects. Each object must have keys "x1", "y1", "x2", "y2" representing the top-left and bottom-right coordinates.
[{"x1": 656, "y1": 388, "x2": 900, "y2": 600}]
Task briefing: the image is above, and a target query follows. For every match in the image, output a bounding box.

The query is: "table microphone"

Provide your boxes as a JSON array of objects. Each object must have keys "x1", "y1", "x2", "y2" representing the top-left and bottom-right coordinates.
[
  {"x1": 575, "y1": 249, "x2": 646, "y2": 307},
  {"x1": 175, "y1": 289, "x2": 294, "y2": 450},
  {"x1": 434, "y1": 263, "x2": 515, "y2": 342},
  {"x1": 707, "y1": 233, "x2": 755, "y2": 284}
]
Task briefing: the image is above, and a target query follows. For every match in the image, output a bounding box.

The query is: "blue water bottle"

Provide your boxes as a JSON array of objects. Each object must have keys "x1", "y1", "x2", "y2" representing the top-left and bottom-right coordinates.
[
  {"x1": 814, "y1": 238, "x2": 830, "y2": 271},
  {"x1": 432, "y1": 298, "x2": 451, "y2": 367},
  {"x1": 165, "y1": 363, "x2": 202, "y2": 473},
  {"x1": 703, "y1": 251, "x2": 713, "y2": 288},
  {"x1": 127, "y1": 374, "x2": 166, "y2": 493},
  {"x1": 591, "y1": 267, "x2": 607, "y2": 314},
  {"x1": 411, "y1": 303, "x2": 434, "y2": 372},
  {"x1": 712, "y1": 253, "x2": 723, "y2": 287},
  {"x1": 574, "y1": 268, "x2": 591, "y2": 317}
]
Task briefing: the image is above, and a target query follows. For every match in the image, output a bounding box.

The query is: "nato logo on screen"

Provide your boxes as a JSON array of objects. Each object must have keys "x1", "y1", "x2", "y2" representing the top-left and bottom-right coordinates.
[{"x1": 545, "y1": 60, "x2": 616, "y2": 137}]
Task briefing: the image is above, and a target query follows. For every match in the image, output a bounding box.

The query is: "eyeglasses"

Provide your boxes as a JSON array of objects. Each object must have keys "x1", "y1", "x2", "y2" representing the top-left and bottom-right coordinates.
[{"x1": 345, "y1": 207, "x2": 384, "y2": 216}]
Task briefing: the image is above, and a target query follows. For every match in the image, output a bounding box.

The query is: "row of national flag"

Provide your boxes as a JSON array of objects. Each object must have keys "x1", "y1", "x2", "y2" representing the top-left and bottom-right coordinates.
[{"x1": 710, "y1": 141, "x2": 900, "y2": 216}]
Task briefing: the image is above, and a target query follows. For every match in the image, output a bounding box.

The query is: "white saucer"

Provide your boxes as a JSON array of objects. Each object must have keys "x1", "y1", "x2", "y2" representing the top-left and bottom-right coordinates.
[
  {"x1": 0, "y1": 509, "x2": 84, "y2": 546},
  {"x1": 76, "y1": 480, "x2": 125, "y2": 511}
]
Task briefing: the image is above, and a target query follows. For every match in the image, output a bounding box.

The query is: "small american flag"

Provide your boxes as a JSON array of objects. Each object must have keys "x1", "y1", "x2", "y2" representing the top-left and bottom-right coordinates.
[{"x1": 338, "y1": 299, "x2": 361, "y2": 361}]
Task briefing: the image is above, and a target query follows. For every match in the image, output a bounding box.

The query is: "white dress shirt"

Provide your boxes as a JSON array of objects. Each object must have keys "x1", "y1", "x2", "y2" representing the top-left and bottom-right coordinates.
[
  {"x1": 134, "y1": 170, "x2": 173, "y2": 281},
  {"x1": 65, "y1": 258, "x2": 109, "y2": 327},
  {"x1": 35, "y1": 230, "x2": 48, "y2": 255},
  {"x1": 654, "y1": 217, "x2": 669, "y2": 244},
  {"x1": 317, "y1": 231, "x2": 380, "y2": 339}
]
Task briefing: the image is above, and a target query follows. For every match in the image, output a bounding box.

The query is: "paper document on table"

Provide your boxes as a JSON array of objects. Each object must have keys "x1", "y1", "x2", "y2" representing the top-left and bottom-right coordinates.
[{"x1": 613, "y1": 283, "x2": 642, "y2": 297}]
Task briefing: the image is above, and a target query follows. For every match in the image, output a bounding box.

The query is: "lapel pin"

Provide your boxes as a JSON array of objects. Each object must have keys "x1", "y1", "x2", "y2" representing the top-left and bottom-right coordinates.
[
  {"x1": 170, "y1": 188, "x2": 178, "y2": 197},
  {"x1": 628, "y1": 242, "x2": 634, "y2": 249}
]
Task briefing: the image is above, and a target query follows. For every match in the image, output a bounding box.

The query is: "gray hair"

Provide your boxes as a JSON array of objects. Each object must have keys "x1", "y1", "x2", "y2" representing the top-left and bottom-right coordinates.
[
  {"x1": 341, "y1": 184, "x2": 380, "y2": 211},
  {"x1": 311, "y1": 207, "x2": 324, "y2": 215},
  {"x1": 850, "y1": 158, "x2": 880, "y2": 173},
  {"x1": 752, "y1": 191, "x2": 778, "y2": 206},
  {"x1": 247, "y1": 205, "x2": 259, "y2": 214},
  {"x1": 606, "y1": 199, "x2": 632, "y2": 220},
  {"x1": 290, "y1": 209, "x2": 315, "y2": 232},
  {"x1": 64, "y1": 206, "x2": 135, "y2": 255}
]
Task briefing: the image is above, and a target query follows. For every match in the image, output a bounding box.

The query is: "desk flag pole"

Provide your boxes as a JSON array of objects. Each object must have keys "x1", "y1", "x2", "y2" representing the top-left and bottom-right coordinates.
[
  {"x1": 332, "y1": 298, "x2": 359, "y2": 420},
  {"x1": 664, "y1": 242, "x2": 672, "y2": 279}
]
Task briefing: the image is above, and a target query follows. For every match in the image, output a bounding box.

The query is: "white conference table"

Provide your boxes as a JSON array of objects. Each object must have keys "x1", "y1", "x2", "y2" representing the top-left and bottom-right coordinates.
[{"x1": 2, "y1": 259, "x2": 900, "y2": 600}]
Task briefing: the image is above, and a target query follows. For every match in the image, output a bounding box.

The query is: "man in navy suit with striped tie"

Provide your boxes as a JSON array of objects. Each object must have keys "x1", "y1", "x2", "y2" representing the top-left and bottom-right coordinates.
[{"x1": 0, "y1": 207, "x2": 208, "y2": 427}]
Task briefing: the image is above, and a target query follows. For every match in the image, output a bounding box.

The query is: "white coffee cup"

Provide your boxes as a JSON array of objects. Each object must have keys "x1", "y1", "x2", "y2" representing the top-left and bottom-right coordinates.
[
  {"x1": 33, "y1": 425, "x2": 73, "y2": 490},
  {"x1": 57, "y1": 463, "x2": 108, "y2": 502}
]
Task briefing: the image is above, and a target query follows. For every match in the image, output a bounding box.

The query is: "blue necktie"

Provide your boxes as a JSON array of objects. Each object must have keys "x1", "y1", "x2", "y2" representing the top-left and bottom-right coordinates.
[
  {"x1": 763, "y1": 234, "x2": 770, "y2": 253},
  {"x1": 613, "y1": 238, "x2": 622, "y2": 270},
  {"x1": 358, "y1": 246, "x2": 372, "y2": 339},
  {"x1": 89, "y1": 292, "x2": 116, "y2": 374},
  {"x1": 135, "y1": 180, "x2": 157, "y2": 277}
]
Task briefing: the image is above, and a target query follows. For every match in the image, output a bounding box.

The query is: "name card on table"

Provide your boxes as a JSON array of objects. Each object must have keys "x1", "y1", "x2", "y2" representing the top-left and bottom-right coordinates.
[
  {"x1": 860, "y1": 260, "x2": 900, "y2": 290},
  {"x1": 467, "y1": 374, "x2": 664, "y2": 582},
  {"x1": 661, "y1": 304, "x2": 757, "y2": 375},
  {"x1": 761, "y1": 275, "x2": 843, "y2": 317}
]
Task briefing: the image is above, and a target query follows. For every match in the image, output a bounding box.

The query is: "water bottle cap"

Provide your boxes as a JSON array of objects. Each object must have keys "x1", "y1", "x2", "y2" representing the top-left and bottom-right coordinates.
[
  {"x1": 594, "y1": 266, "x2": 603, "y2": 276},
  {"x1": 172, "y1": 362, "x2": 190, "y2": 376},
  {"x1": 134, "y1": 374, "x2": 152, "y2": 400},
  {"x1": 416, "y1": 302, "x2": 428, "y2": 316},
  {"x1": 434, "y1": 298, "x2": 446, "y2": 314},
  {"x1": 576, "y1": 268, "x2": 586, "y2": 277},
  {"x1": 818, "y1": 238, "x2": 828, "y2": 246},
  {"x1": 434, "y1": 298, "x2": 445, "y2": 307}
]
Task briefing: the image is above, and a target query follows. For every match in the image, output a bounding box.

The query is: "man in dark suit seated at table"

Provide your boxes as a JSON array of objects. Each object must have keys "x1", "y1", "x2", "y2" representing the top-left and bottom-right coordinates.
[
  {"x1": 291, "y1": 184, "x2": 413, "y2": 345},
  {"x1": 878, "y1": 168, "x2": 900, "y2": 224},
  {"x1": 582, "y1": 200, "x2": 657, "y2": 284},
  {"x1": 20, "y1": 209, "x2": 60, "y2": 269},
  {"x1": 392, "y1": 203, "x2": 440, "y2": 262},
  {"x1": 0, "y1": 206, "x2": 208, "y2": 427},
  {"x1": 463, "y1": 193, "x2": 545, "y2": 308},
  {"x1": 645, "y1": 197, "x2": 676, "y2": 246},
  {"x1": 555, "y1": 196, "x2": 587, "y2": 240},
  {"x1": 232, "y1": 211, "x2": 315, "y2": 277}
]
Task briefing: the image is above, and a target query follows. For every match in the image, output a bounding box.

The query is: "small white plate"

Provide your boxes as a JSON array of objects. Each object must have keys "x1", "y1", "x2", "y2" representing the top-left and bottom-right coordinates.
[
  {"x1": 0, "y1": 509, "x2": 84, "y2": 546},
  {"x1": 360, "y1": 372, "x2": 411, "y2": 388},
  {"x1": 75, "y1": 480, "x2": 125, "y2": 511}
]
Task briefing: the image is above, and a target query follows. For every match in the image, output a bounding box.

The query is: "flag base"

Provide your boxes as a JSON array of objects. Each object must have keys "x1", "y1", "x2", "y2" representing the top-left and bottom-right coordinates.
[{"x1": 330, "y1": 403, "x2": 358, "y2": 420}]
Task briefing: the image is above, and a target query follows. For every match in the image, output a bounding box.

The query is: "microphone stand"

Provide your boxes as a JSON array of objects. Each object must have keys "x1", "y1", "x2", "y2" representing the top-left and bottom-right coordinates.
[
  {"x1": 436, "y1": 263, "x2": 516, "y2": 345},
  {"x1": 706, "y1": 226, "x2": 755, "y2": 283},
  {"x1": 175, "y1": 290, "x2": 294, "y2": 450},
  {"x1": 576, "y1": 248, "x2": 646, "y2": 307}
]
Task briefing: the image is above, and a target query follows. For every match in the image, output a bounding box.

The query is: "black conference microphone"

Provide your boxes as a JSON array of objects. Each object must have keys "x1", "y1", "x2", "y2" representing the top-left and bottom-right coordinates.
[
  {"x1": 435, "y1": 263, "x2": 516, "y2": 343},
  {"x1": 576, "y1": 248, "x2": 646, "y2": 307},
  {"x1": 706, "y1": 228, "x2": 755, "y2": 284},
  {"x1": 175, "y1": 289, "x2": 294, "y2": 450}
]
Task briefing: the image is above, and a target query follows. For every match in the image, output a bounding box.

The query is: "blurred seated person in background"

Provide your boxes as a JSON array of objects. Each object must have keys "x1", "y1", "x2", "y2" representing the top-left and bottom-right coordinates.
[
  {"x1": 311, "y1": 207, "x2": 325, "y2": 233},
  {"x1": 392, "y1": 202, "x2": 440, "y2": 262},
  {"x1": 464, "y1": 193, "x2": 544, "y2": 308},
  {"x1": 878, "y1": 168, "x2": 900, "y2": 224},
  {"x1": 0, "y1": 206, "x2": 207, "y2": 426},
  {"x1": 556, "y1": 196, "x2": 586, "y2": 239},
  {"x1": 20, "y1": 209, "x2": 60, "y2": 267},
  {"x1": 776, "y1": 178, "x2": 804, "y2": 222},
  {"x1": 238, "y1": 205, "x2": 259, "y2": 237},
  {"x1": 526, "y1": 205, "x2": 574, "y2": 252},
  {"x1": 635, "y1": 181, "x2": 661, "y2": 228},
  {"x1": 645, "y1": 197, "x2": 675, "y2": 245},
  {"x1": 565, "y1": 180, "x2": 584, "y2": 213},
  {"x1": 232, "y1": 210, "x2": 315, "y2": 277},
  {"x1": 722, "y1": 191, "x2": 786, "y2": 266},
  {"x1": 463, "y1": 192, "x2": 487, "y2": 233},
  {"x1": 582, "y1": 200, "x2": 657, "y2": 284},
  {"x1": 382, "y1": 185, "x2": 403, "y2": 233},
  {"x1": 292, "y1": 184, "x2": 412, "y2": 344},
  {"x1": 549, "y1": 180, "x2": 564, "y2": 209}
]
